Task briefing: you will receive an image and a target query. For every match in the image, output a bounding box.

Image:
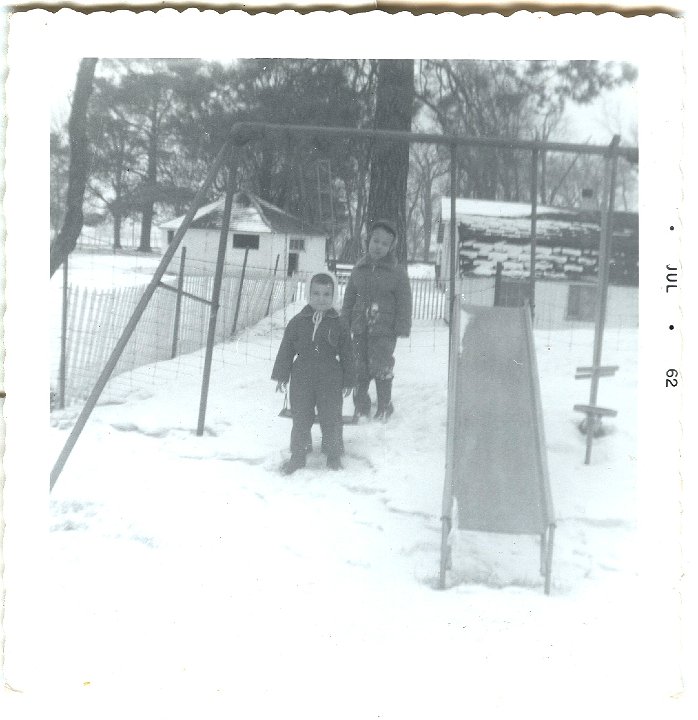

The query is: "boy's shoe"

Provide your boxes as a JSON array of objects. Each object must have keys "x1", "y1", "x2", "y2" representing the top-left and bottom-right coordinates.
[
  {"x1": 326, "y1": 456, "x2": 343, "y2": 471},
  {"x1": 353, "y1": 383, "x2": 372, "y2": 418},
  {"x1": 374, "y1": 402, "x2": 394, "y2": 422},
  {"x1": 281, "y1": 454, "x2": 306, "y2": 475},
  {"x1": 374, "y1": 378, "x2": 393, "y2": 422}
]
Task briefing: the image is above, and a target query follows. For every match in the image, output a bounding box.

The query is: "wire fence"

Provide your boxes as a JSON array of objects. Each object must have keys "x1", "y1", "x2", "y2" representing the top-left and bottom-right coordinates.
[
  {"x1": 50, "y1": 251, "x2": 638, "y2": 420},
  {"x1": 53, "y1": 266, "x2": 295, "y2": 408}
]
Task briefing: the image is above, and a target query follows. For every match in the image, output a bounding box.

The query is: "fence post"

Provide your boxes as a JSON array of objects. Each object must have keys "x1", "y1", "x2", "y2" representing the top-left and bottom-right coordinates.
[
  {"x1": 171, "y1": 247, "x2": 187, "y2": 359},
  {"x1": 265, "y1": 253, "x2": 280, "y2": 317},
  {"x1": 494, "y1": 261, "x2": 503, "y2": 306},
  {"x1": 231, "y1": 247, "x2": 250, "y2": 337}
]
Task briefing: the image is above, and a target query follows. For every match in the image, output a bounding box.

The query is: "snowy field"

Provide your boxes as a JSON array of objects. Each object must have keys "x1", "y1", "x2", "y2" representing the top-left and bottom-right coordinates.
[{"x1": 33, "y1": 298, "x2": 682, "y2": 718}]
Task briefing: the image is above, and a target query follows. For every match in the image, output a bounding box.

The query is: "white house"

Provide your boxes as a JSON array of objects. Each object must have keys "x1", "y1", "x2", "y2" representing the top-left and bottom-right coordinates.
[{"x1": 159, "y1": 191, "x2": 328, "y2": 276}]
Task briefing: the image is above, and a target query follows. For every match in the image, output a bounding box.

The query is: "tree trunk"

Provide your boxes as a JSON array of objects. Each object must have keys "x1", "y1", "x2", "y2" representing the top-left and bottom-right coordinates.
[
  {"x1": 49, "y1": 58, "x2": 98, "y2": 277},
  {"x1": 366, "y1": 60, "x2": 414, "y2": 265},
  {"x1": 422, "y1": 174, "x2": 433, "y2": 262},
  {"x1": 113, "y1": 211, "x2": 122, "y2": 249},
  {"x1": 139, "y1": 105, "x2": 158, "y2": 252}
]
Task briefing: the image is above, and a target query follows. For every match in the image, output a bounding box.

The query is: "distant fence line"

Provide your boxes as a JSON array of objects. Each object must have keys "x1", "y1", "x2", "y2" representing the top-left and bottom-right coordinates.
[{"x1": 294, "y1": 275, "x2": 447, "y2": 321}]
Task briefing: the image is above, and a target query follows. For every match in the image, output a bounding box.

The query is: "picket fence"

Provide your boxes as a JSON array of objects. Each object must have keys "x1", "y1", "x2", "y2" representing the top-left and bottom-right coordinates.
[{"x1": 295, "y1": 276, "x2": 447, "y2": 321}]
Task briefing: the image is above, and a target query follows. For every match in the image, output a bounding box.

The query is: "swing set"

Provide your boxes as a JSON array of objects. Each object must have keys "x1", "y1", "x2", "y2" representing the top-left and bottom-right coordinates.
[{"x1": 50, "y1": 121, "x2": 638, "y2": 593}]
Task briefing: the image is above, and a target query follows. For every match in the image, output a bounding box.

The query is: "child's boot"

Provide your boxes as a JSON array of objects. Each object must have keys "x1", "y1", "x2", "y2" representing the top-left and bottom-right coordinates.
[
  {"x1": 281, "y1": 453, "x2": 306, "y2": 475},
  {"x1": 326, "y1": 455, "x2": 343, "y2": 471},
  {"x1": 321, "y1": 434, "x2": 345, "y2": 456},
  {"x1": 374, "y1": 379, "x2": 394, "y2": 422},
  {"x1": 353, "y1": 382, "x2": 371, "y2": 418}
]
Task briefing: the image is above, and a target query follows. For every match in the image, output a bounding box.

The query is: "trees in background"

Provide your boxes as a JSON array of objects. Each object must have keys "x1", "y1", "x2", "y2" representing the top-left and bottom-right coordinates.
[
  {"x1": 50, "y1": 58, "x2": 98, "y2": 277},
  {"x1": 51, "y1": 58, "x2": 637, "y2": 266},
  {"x1": 416, "y1": 59, "x2": 636, "y2": 205},
  {"x1": 50, "y1": 130, "x2": 70, "y2": 240},
  {"x1": 365, "y1": 60, "x2": 414, "y2": 265},
  {"x1": 231, "y1": 58, "x2": 377, "y2": 263},
  {"x1": 407, "y1": 143, "x2": 448, "y2": 262}
]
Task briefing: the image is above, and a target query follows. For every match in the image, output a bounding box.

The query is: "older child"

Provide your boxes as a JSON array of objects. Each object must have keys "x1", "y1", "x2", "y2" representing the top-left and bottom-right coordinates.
[
  {"x1": 272, "y1": 272, "x2": 354, "y2": 474},
  {"x1": 341, "y1": 220, "x2": 412, "y2": 421}
]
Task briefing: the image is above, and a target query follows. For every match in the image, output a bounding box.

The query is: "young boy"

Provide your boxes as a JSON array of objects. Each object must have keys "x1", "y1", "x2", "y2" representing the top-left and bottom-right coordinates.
[
  {"x1": 341, "y1": 220, "x2": 412, "y2": 421},
  {"x1": 272, "y1": 272, "x2": 354, "y2": 474}
]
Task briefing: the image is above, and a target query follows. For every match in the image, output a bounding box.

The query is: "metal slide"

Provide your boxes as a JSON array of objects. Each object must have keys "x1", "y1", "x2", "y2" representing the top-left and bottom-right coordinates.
[{"x1": 448, "y1": 303, "x2": 556, "y2": 594}]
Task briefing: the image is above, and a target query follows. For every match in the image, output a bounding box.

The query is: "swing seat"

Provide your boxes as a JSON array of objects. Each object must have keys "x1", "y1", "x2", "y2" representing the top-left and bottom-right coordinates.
[
  {"x1": 278, "y1": 387, "x2": 359, "y2": 426},
  {"x1": 278, "y1": 407, "x2": 359, "y2": 425}
]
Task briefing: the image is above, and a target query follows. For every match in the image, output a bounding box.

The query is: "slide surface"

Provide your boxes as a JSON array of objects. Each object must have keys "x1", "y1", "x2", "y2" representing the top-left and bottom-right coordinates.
[{"x1": 453, "y1": 304, "x2": 553, "y2": 536}]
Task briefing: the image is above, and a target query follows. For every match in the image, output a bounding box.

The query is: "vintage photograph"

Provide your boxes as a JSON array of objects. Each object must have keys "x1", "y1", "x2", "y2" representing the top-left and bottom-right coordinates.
[{"x1": 3, "y1": 9, "x2": 690, "y2": 717}]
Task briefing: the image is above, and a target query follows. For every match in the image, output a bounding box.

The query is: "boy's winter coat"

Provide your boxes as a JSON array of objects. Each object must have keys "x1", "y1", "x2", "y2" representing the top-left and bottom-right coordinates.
[
  {"x1": 271, "y1": 306, "x2": 354, "y2": 389},
  {"x1": 271, "y1": 305, "x2": 354, "y2": 459},
  {"x1": 340, "y1": 252, "x2": 412, "y2": 338}
]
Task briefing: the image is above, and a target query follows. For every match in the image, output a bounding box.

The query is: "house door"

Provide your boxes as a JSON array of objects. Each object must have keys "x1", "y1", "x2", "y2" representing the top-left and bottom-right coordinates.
[{"x1": 287, "y1": 252, "x2": 299, "y2": 276}]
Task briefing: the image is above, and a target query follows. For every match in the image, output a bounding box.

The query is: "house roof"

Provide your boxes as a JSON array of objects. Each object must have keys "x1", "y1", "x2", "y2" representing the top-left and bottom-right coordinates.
[
  {"x1": 439, "y1": 197, "x2": 573, "y2": 220},
  {"x1": 160, "y1": 191, "x2": 325, "y2": 236},
  {"x1": 438, "y1": 196, "x2": 637, "y2": 249}
]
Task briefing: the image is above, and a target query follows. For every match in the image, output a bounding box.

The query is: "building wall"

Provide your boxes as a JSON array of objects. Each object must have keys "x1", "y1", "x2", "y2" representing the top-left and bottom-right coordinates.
[
  {"x1": 458, "y1": 275, "x2": 638, "y2": 329},
  {"x1": 440, "y1": 219, "x2": 638, "y2": 287},
  {"x1": 161, "y1": 228, "x2": 327, "y2": 276},
  {"x1": 296, "y1": 235, "x2": 327, "y2": 275}
]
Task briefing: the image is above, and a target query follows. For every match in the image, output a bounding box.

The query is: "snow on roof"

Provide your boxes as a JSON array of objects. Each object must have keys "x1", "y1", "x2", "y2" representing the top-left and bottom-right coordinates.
[
  {"x1": 459, "y1": 214, "x2": 600, "y2": 246},
  {"x1": 159, "y1": 198, "x2": 224, "y2": 231},
  {"x1": 440, "y1": 197, "x2": 572, "y2": 219},
  {"x1": 438, "y1": 196, "x2": 637, "y2": 249},
  {"x1": 159, "y1": 191, "x2": 325, "y2": 236}
]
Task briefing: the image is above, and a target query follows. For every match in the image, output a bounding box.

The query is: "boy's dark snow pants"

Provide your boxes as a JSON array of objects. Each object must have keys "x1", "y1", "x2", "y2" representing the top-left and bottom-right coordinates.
[
  {"x1": 289, "y1": 365, "x2": 343, "y2": 460},
  {"x1": 353, "y1": 333, "x2": 397, "y2": 382},
  {"x1": 352, "y1": 333, "x2": 397, "y2": 414}
]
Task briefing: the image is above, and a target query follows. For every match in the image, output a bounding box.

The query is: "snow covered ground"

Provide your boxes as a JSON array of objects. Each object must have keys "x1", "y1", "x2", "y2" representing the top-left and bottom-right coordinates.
[{"x1": 30, "y1": 303, "x2": 681, "y2": 718}]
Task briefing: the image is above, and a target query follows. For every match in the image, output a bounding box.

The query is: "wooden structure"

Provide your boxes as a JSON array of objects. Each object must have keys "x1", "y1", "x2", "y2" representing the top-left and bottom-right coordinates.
[{"x1": 159, "y1": 190, "x2": 327, "y2": 277}]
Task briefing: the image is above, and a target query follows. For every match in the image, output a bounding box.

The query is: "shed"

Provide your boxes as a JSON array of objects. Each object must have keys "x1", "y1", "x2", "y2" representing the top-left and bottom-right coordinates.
[
  {"x1": 159, "y1": 191, "x2": 328, "y2": 276},
  {"x1": 437, "y1": 198, "x2": 638, "y2": 286}
]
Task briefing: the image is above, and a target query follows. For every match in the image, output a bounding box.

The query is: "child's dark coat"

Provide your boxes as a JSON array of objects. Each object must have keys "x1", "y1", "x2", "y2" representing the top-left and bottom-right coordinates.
[
  {"x1": 340, "y1": 252, "x2": 412, "y2": 380},
  {"x1": 271, "y1": 306, "x2": 354, "y2": 458}
]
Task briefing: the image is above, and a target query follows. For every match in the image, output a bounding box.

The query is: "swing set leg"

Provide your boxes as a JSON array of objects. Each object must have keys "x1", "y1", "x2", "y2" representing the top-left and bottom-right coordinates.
[{"x1": 439, "y1": 515, "x2": 452, "y2": 589}]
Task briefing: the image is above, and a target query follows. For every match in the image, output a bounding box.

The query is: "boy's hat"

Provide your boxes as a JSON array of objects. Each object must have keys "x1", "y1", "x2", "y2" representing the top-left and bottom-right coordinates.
[
  {"x1": 309, "y1": 272, "x2": 336, "y2": 291},
  {"x1": 370, "y1": 219, "x2": 397, "y2": 240},
  {"x1": 308, "y1": 272, "x2": 338, "y2": 306}
]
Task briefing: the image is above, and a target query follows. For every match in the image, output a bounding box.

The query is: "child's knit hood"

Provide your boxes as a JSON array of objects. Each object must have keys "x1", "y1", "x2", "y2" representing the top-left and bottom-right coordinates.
[{"x1": 306, "y1": 270, "x2": 340, "y2": 306}]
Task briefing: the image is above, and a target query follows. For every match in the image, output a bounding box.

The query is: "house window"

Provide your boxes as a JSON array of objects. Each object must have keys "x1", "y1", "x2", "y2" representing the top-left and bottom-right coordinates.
[
  {"x1": 233, "y1": 233, "x2": 260, "y2": 250},
  {"x1": 289, "y1": 237, "x2": 305, "y2": 252},
  {"x1": 167, "y1": 230, "x2": 175, "y2": 245}
]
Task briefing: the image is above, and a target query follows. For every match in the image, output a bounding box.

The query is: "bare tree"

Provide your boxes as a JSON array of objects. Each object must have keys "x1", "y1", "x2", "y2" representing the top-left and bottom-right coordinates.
[{"x1": 50, "y1": 58, "x2": 98, "y2": 277}]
